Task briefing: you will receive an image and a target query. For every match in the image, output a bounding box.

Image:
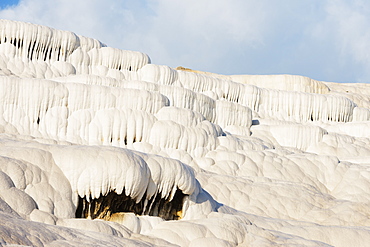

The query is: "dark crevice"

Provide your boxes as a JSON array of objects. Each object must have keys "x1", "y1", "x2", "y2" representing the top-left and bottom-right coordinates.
[
  {"x1": 75, "y1": 188, "x2": 186, "y2": 221},
  {"x1": 43, "y1": 48, "x2": 48, "y2": 61},
  {"x1": 29, "y1": 41, "x2": 37, "y2": 59},
  {"x1": 27, "y1": 41, "x2": 32, "y2": 58},
  {"x1": 57, "y1": 46, "x2": 61, "y2": 61}
]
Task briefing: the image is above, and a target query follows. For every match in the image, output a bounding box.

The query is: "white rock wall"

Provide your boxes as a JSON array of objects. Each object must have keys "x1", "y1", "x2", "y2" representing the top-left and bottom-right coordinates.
[{"x1": 0, "y1": 19, "x2": 370, "y2": 247}]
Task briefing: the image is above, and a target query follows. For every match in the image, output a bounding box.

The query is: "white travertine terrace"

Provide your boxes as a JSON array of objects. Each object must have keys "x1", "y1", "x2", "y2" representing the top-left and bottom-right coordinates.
[{"x1": 0, "y1": 19, "x2": 370, "y2": 246}]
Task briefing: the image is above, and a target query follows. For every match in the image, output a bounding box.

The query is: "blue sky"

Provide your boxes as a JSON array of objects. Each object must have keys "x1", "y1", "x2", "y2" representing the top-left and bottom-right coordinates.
[
  {"x1": 0, "y1": 0, "x2": 18, "y2": 8},
  {"x1": 0, "y1": 0, "x2": 370, "y2": 83}
]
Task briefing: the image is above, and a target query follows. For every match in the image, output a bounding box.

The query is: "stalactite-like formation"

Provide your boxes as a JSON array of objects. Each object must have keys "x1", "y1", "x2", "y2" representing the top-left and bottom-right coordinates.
[{"x1": 76, "y1": 189, "x2": 186, "y2": 221}]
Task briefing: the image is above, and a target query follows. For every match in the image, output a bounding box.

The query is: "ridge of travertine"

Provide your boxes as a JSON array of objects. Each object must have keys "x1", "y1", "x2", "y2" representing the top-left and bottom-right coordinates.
[{"x1": 0, "y1": 19, "x2": 370, "y2": 247}]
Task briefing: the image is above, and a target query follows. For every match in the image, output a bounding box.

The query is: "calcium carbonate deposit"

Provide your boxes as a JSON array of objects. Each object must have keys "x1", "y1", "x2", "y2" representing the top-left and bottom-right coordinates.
[{"x1": 0, "y1": 19, "x2": 370, "y2": 247}]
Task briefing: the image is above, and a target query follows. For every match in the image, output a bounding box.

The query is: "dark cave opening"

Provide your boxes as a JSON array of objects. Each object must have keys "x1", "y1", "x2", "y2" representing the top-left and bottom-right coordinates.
[{"x1": 75, "y1": 188, "x2": 187, "y2": 221}]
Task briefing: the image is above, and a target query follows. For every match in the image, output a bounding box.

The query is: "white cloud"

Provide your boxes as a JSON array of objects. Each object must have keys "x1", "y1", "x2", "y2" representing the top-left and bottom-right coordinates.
[
  {"x1": 308, "y1": 0, "x2": 370, "y2": 82},
  {"x1": 1, "y1": 0, "x2": 370, "y2": 83},
  {"x1": 132, "y1": 0, "x2": 272, "y2": 70}
]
